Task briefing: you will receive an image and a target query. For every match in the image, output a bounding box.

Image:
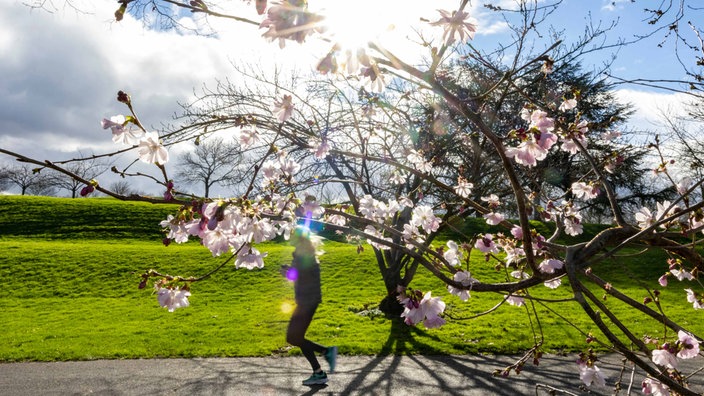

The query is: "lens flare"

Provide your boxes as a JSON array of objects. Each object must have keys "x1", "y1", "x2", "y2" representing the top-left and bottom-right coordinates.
[
  {"x1": 286, "y1": 267, "x2": 299, "y2": 281},
  {"x1": 281, "y1": 301, "x2": 294, "y2": 314}
]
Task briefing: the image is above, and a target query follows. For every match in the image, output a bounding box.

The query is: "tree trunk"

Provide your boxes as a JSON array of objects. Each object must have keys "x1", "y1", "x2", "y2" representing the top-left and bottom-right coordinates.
[{"x1": 375, "y1": 247, "x2": 413, "y2": 316}]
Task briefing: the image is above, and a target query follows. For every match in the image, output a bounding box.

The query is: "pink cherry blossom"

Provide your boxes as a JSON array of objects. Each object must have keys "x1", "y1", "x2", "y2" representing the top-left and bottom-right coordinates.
[
  {"x1": 364, "y1": 225, "x2": 392, "y2": 250},
  {"x1": 676, "y1": 177, "x2": 692, "y2": 195},
  {"x1": 544, "y1": 278, "x2": 562, "y2": 289},
  {"x1": 407, "y1": 149, "x2": 433, "y2": 173},
  {"x1": 261, "y1": 160, "x2": 281, "y2": 182},
  {"x1": 642, "y1": 378, "x2": 669, "y2": 396},
  {"x1": 400, "y1": 291, "x2": 446, "y2": 328},
  {"x1": 558, "y1": 98, "x2": 577, "y2": 112},
  {"x1": 447, "y1": 270, "x2": 477, "y2": 301},
  {"x1": 686, "y1": 288, "x2": 704, "y2": 309},
  {"x1": 326, "y1": 214, "x2": 346, "y2": 226},
  {"x1": 564, "y1": 211, "x2": 583, "y2": 236},
  {"x1": 297, "y1": 198, "x2": 325, "y2": 219},
  {"x1": 360, "y1": 65, "x2": 387, "y2": 93},
  {"x1": 454, "y1": 178, "x2": 473, "y2": 198},
  {"x1": 443, "y1": 240, "x2": 462, "y2": 266},
  {"x1": 577, "y1": 361, "x2": 606, "y2": 387},
  {"x1": 538, "y1": 258, "x2": 564, "y2": 274},
  {"x1": 561, "y1": 136, "x2": 587, "y2": 154},
  {"x1": 389, "y1": 170, "x2": 407, "y2": 185},
  {"x1": 505, "y1": 140, "x2": 547, "y2": 167},
  {"x1": 235, "y1": 246, "x2": 267, "y2": 269},
  {"x1": 235, "y1": 126, "x2": 260, "y2": 148},
  {"x1": 423, "y1": 314, "x2": 446, "y2": 328},
  {"x1": 651, "y1": 349, "x2": 678, "y2": 369},
  {"x1": 101, "y1": 115, "x2": 125, "y2": 133},
  {"x1": 358, "y1": 195, "x2": 376, "y2": 218},
  {"x1": 399, "y1": 297, "x2": 424, "y2": 326},
  {"x1": 338, "y1": 47, "x2": 371, "y2": 76},
  {"x1": 511, "y1": 270, "x2": 530, "y2": 280},
  {"x1": 575, "y1": 119, "x2": 588, "y2": 133},
  {"x1": 259, "y1": 1, "x2": 321, "y2": 48},
  {"x1": 160, "y1": 215, "x2": 189, "y2": 243},
  {"x1": 655, "y1": 200, "x2": 678, "y2": 223},
  {"x1": 677, "y1": 330, "x2": 700, "y2": 359},
  {"x1": 272, "y1": 94, "x2": 294, "y2": 123},
  {"x1": 411, "y1": 205, "x2": 441, "y2": 233},
  {"x1": 504, "y1": 246, "x2": 525, "y2": 265},
  {"x1": 430, "y1": 9, "x2": 478, "y2": 45},
  {"x1": 483, "y1": 212, "x2": 505, "y2": 225},
  {"x1": 202, "y1": 227, "x2": 236, "y2": 257},
  {"x1": 311, "y1": 139, "x2": 330, "y2": 159},
  {"x1": 481, "y1": 194, "x2": 501, "y2": 207},
  {"x1": 246, "y1": 218, "x2": 277, "y2": 243},
  {"x1": 102, "y1": 115, "x2": 145, "y2": 145},
  {"x1": 475, "y1": 234, "x2": 498, "y2": 254},
  {"x1": 402, "y1": 223, "x2": 423, "y2": 246},
  {"x1": 601, "y1": 130, "x2": 621, "y2": 141},
  {"x1": 157, "y1": 287, "x2": 191, "y2": 312},
  {"x1": 658, "y1": 274, "x2": 668, "y2": 287},
  {"x1": 137, "y1": 131, "x2": 169, "y2": 165},
  {"x1": 572, "y1": 182, "x2": 599, "y2": 200},
  {"x1": 529, "y1": 110, "x2": 555, "y2": 134},
  {"x1": 398, "y1": 196, "x2": 414, "y2": 208},
  {"x1": 510, "y1": 225, "x2": 523, "y2": 239},
  {"x1": 536, "y1": 130, "x2": 558, "y2": 150},
  {"x1": 185, "y1": 218, "x2": 207, "y2": 239},
  {"x1": 279, "y1": 155, "x2": 301, "y2": 177},
  {"x1": 635, "y1": 207, "x2": 655, "y2": 229},
  {"x1": 670, "y1": 268, "x2": 694, "y2": 281},
  {"x1": 420, "y1": 291, "x2": 446, "y2": 328},
  {"x1": 505, "y1": 294, "x2": 525, "y2": 307}
]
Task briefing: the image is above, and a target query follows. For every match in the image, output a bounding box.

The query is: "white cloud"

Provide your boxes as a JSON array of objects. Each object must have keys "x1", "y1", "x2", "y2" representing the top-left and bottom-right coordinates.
[
  {"x1": 476, "y1": 20, "x2": 510, "y2": 36},
  {"x1": 0, "y1": 0, "x2": 696, "y2": 196},
  {"x1": 0, "y1": 2, "x2": 239, "y2": 183},
  {"x1": 601, "y1": 0, "x2": 631, "y2": 12},
  {"x1": 614, "y1": 89, "x2": 693, "y2": 132}
]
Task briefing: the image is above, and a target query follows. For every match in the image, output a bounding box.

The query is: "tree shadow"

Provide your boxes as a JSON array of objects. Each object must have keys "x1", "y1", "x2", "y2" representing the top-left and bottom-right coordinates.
[
  {"x1": 337, "y1": 318, "x2": 531, "y2": 396},
  {"x1": 337, "y1": 318, "x2": 599, "y2": 396}
]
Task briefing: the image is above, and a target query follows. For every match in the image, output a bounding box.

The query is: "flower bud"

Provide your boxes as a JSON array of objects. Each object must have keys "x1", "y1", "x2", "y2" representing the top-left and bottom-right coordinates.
[
  {"x1": 117, "y1": 90, "x2": 130, "y2": 104},
  {"x1": 80, "y1": 185, "x2": 95, "y2": 196},
  {"x1": 255, "y1": 0, "x2": 267, "y2": 14}
]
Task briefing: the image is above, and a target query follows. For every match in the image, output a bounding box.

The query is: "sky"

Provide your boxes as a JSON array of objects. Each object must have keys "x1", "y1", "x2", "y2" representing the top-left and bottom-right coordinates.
[{"x1": 0, "y1": 0, "x2": 700, "y2": 195}]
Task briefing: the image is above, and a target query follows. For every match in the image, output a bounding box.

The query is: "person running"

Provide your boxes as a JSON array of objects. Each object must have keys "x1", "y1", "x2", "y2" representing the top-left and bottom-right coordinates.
[{"x1": 280, "y1": 227, "x2": 337, "y2": 386}]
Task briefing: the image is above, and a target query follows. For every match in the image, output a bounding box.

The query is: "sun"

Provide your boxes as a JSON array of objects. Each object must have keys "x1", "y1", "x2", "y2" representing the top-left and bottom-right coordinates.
[{"x1": 315, "y1": 1, "x2": 406, "y2": 51}]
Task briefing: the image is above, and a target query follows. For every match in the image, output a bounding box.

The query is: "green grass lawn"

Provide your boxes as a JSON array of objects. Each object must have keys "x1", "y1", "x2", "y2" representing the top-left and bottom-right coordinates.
[{"x1": 0, "y1": 195, "x2": 700, "y2": 361}]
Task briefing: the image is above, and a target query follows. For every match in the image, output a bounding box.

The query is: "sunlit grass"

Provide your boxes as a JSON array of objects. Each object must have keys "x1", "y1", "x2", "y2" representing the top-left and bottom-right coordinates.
[{"x1": 0, "y1": 196, "x2": 701, "y2": 361}]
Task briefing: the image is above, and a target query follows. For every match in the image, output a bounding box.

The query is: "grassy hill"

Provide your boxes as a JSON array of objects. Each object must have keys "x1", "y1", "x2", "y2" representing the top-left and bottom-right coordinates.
[
  {"x1": 0, "y1": 195, "x2": 699, "y2": 361},
  {"x1": 0, "y1": 195, "x2": 177, "y2": 240}
]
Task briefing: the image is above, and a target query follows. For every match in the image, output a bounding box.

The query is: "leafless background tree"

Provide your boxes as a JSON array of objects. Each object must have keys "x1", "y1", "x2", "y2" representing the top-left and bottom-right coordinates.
[{"x1": 174, "y1": 136, "x2": 246, "y2": 198}]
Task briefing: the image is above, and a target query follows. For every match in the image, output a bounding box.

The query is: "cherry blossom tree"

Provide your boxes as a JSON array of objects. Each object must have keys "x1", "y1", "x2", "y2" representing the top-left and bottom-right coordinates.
[{"x1": 4, "y1": 0, "x2": 704, "y2": 394}]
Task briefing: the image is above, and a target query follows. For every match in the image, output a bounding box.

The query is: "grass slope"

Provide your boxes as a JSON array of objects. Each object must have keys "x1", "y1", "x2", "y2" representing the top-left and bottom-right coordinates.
[{"x1": 0, "y1": 195, "x2": 700, "y2": 361}]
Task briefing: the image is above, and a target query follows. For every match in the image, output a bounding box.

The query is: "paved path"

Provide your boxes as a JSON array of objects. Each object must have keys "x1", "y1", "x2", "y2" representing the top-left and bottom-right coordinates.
[{"x1": 1, "y1": 354, "x2": 703, "y2": 395}]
